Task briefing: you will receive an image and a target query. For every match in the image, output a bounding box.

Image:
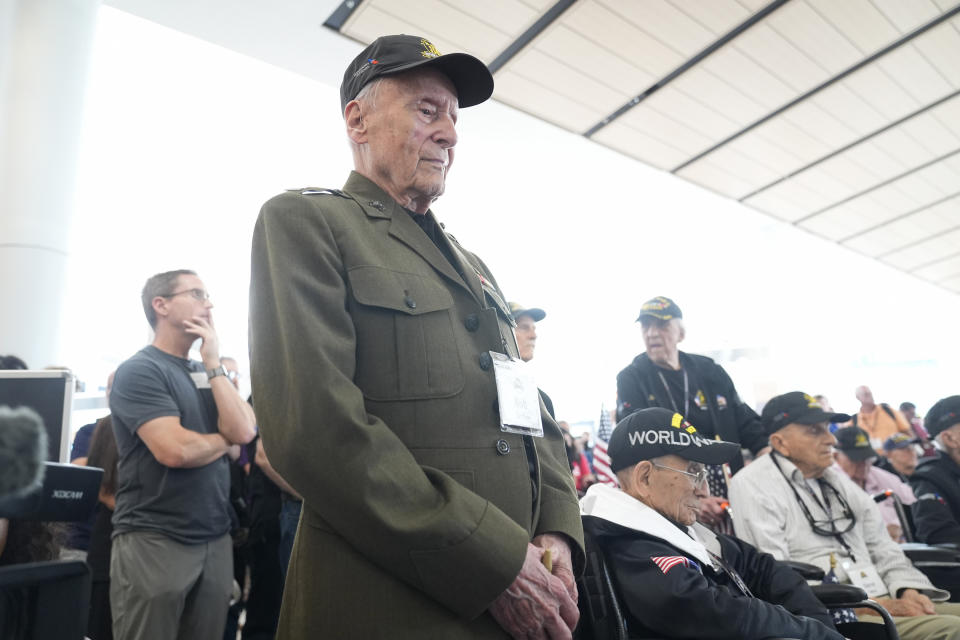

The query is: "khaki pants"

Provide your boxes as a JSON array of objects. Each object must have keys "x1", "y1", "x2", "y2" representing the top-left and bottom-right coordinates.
[
  {"x1": 110, "y1": 530, "x2": 232, "y2": 640},
  {"x1": 861, "y1": 601, "x2": 960, "y2": 640}
]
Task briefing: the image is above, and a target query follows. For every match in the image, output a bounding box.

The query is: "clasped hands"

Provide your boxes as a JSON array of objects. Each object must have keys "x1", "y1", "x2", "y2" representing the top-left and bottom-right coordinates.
[{"x1": 489, "y1": 533, "x2": 579, "y2": 640}]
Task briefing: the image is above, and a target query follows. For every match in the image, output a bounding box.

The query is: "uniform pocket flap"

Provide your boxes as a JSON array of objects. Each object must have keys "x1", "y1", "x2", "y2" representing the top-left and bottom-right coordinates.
[{"x1": 348, "y1": 266, "x2": 453, "y2": 315}]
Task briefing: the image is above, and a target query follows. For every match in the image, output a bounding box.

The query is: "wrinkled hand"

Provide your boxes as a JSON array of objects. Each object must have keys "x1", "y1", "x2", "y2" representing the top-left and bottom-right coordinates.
[
  {"x1": 870, "y1": 589, "x2": 935, "y2": 617},
  {"x1": 533, "y1": 533, "x2": 577, "y2": 602},
  {"x1": 698, "y1": 496, "x2": 728, "y2": 527},
  {"x1": 183, "y1": 314, "x2": 220, "y2": 367},
  {"x1": 899, "y1": 589, "x2": 935, "y2": 614},
  {"x1": 489, "y1": 543, "x2": 579, "y2": 639}
]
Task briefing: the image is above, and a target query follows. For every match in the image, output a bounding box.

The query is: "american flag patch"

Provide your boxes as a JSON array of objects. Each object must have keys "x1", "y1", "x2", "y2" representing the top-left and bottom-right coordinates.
[{"x1": 651, "y1": 556, "x2": 699, "y2": 575}]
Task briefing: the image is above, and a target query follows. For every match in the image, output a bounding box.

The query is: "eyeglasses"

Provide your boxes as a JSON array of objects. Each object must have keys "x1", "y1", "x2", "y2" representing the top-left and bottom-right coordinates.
[
  {"x1": 651, "y1": 462, "x2": 708, "y2": 488},
  {"x1": 162, "y1": 288, "x2": 210, "y2": 302}
]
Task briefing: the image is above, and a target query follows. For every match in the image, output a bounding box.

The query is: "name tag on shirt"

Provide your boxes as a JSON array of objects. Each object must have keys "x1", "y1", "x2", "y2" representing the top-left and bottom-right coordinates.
[
  {"x1": 843, "y1": 560, "x2": 888, "y2": 597},
  {"x1": 190, "y1": 371, "x2": 211, "y2": 389},
  {"x1": 490, "y1": 352, "x2": 543, "y2": 437}
]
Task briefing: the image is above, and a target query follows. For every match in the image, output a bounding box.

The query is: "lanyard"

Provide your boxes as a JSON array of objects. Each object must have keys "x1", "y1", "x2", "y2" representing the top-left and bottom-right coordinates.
[
  {"x1": 657, "y1": 368, "x2": 689, "y2": 417},
  {"x1": 770, "y1": 452, "x2": 857, "y2": 562}
]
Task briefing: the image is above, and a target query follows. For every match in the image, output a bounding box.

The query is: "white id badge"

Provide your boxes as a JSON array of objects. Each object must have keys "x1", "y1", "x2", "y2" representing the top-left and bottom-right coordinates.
[
  {"x1": 842, "y1": 560, "x2": 888, "y2": 597},
  {"x1": 490, "y1": 352, "x2": 543, "y2": 437},
  {"x1": 190, "y1": 371, "x2": 211, "y2": 389}
]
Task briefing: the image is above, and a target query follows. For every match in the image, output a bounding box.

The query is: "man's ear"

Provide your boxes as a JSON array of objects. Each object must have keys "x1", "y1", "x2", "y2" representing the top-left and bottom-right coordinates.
[
  {"x1": 344, "y1": 100, "x2": 367, "y2": 144},
  {"x1": 152, "y1": 296, "x2": 169, "y2": 323},
  {"x1": 769, "y1": 431, "x2": 787, "y2": 457},
  {"x1": 632, "y1": 461, "x2": 654, "y2": 498}
]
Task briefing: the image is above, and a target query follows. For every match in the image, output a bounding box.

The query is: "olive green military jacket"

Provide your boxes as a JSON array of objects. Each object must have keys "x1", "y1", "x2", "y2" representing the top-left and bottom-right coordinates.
[{"x1": 250, "y1": 171, "x2": 584, "y2": 638}]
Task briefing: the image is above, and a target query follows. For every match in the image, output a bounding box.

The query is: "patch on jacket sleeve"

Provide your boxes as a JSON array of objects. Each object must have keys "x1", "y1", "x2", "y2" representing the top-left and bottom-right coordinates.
[
  {"x1": 651, "y1": 556, "x2": 700, "y2": 575},
  {"x1": 918, "y1": 492, "x2": 946, "y2": 504}
]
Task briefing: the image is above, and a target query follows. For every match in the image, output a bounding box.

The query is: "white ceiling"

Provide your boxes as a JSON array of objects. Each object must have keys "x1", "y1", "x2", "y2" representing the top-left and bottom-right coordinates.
[{"x1": 107, "y1": 0, "x2": 960, "y2": 293}]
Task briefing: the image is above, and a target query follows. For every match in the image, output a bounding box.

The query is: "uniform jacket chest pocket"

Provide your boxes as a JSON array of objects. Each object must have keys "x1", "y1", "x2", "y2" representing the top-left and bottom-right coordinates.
[{"x1": 348, "y1": 265, "x2": 464, "y2": 401}]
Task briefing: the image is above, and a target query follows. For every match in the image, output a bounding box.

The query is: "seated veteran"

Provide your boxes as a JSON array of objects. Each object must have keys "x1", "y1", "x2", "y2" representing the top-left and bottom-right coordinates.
[
  {"x1": 580, "y1": 407, "x2": 844, "y2": 640},
  {"x1": 832, "y1": 426, "x2": 916, "y2": 542},
  {"x1": 911, "y1": 396, "x2": 960, "y2": 546},
  {"x1": 731, "y1": 391, "x2": 960, "y2": 640}
]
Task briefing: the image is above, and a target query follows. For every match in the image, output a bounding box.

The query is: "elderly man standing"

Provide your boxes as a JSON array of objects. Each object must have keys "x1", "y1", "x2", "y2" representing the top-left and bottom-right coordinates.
[
  {"x1": 249, "y1": 35, "x2": 582, "y2": 639},
  {"x1": 581, "y1": 408, "x2": 843, "y2": 639},
  {"x1": 616, "y1": 296, "x2": 767, "y2": 528},
  {"x1": 730, "y1": 392, "x2": 960, "y2": 640}
]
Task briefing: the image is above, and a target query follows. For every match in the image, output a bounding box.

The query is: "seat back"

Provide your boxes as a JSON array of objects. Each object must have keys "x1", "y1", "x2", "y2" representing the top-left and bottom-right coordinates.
[{"x1": 576, "y1": 530, "x2": 628, "y2": 640}]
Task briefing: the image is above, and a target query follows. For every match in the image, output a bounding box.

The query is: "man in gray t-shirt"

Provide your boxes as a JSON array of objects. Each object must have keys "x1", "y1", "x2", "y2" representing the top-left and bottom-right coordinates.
[{"x1": 109, "y1": 270, "x2": 256, "y2": 640}]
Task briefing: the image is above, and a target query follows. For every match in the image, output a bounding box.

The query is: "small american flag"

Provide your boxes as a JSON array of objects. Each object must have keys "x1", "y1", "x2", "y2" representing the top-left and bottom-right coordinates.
[
  {"x1": 824, "y1": 553, "x2": 858, "y2": 625},
  {"x1": 592, "y1": 404, "x2": 619, "y2": 487},
  {"x1": 652, "y1": 556, "x2": 700, "y2": 575}
]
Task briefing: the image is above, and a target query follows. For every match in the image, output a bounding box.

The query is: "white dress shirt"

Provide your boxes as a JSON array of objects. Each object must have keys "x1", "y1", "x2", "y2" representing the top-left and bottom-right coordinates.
[{"x1": 729, "y1": 452, "x2": 946, "y2": 600}]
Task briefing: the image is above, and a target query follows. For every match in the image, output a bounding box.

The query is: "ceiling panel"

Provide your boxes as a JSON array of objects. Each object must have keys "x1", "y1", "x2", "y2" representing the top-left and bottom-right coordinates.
[
  {"x1": 806, "y1": 0, "x2": 900, "y2": 54},
  {"x1": 883, "y1": 228, "x2": 960, "y2": 271},
  {"x1": 765, "y1": 0, "x2": 863, "y2": 75},
  {"x1": 590, "y1": 121, "x2": 688, "y2": 170},
  {"x1": 843, "y1": 195, "x2": 960, "y2": 256},
  {"x1": 915, "y1": 252, "x2": 960, "y2": 281},
  {"x1": 872, "y1": 0, "x2": 944, "y2": 32},
  {"x1": 533, "y1": 24, "x2": 656, "y2": 97},
  {"x1": 491, "y1": 69, "x2": 605, "y2": 132},
  {"x1": 597, "y1": 0, "x2": 716, "y2": 57},
  {"x1": 670, "y1": 0, "x2": 753, "y2": 34},
  {"x1": 615, "y1": 104, "x2": 714, "y2": 157},
  {"x1": 507, "y1": 47, "x2": 629, "y2": 114}
]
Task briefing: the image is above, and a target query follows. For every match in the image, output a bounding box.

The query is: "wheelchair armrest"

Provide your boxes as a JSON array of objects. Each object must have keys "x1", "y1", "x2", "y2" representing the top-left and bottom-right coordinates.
[
  {"x1": 782, "y1": 560, "x2": 825, "y2": 580},
  {"x1": 903, "y1": 546, "x2": 960, "y2": 563},
  {"x1": 933, "y1": 542, "x2": 960, "y2": 551},
  {"x1": 810, "y1": 583, "x2": 868, "y2": 605}
]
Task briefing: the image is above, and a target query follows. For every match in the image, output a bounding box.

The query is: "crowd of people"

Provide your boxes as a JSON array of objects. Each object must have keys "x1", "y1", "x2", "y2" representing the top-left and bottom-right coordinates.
[{"x1": 4, "y1": 32, "x2": 960, "y2": 640}]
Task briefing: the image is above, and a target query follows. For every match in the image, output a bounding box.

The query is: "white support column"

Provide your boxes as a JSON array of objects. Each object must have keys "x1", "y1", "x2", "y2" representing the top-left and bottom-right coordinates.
[{"x1": 0, "y1": 0, "x2": 101, "y2": 369}]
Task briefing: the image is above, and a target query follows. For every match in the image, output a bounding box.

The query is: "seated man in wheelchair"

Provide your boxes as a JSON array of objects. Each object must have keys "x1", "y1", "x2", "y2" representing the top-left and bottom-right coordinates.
[
  {"x1": 910, "y1": 396, "x2": 960, "y2": 546},
  {"x1": 580, "y1": 407, "x2": 844, "y2": 640},
  {"x1": 731, "y1": 391, "x2": 960, "y2": 640}
]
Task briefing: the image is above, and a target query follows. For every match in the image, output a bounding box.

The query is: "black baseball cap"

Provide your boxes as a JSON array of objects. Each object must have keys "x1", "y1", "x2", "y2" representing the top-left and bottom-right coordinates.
[
  {"x1": 340, "y1": 35, "x2": 494, "y2": 113},
  {"x1": 508, "y1": 302, "x2": 545, "y2": 322},
  {"x1": 761, "y1": 391, "x2": 851, "y2": 435},
  {"x1": 637, "y1": 296, "x2": 682, "y2": 322},
  {"x1": 834, "y1": 426, "x2": 876, "y2": 462},
  {"x1": 608, "y1": 408, "x2": 740, "y2": 472},
  {"x1": 925, "y1": 396, "x2": 960, "y2": 438}
]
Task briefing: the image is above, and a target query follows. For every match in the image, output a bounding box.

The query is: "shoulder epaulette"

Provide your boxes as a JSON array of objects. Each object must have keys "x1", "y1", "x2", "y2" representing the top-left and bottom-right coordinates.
[{"x1": 290, "y1": 188, "x2": 349, "y2": 198}]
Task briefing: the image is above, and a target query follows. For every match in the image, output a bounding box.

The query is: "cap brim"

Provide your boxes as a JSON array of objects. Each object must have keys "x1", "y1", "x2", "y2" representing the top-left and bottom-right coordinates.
[
  {"x1": 676, "y1": 439, "x2": 741, "y2": 465},
  {"x1": 637, "y1": 312, "x2": 678, "y2": 322},
  {"x1": 793, "y1": 409, "x2": 851, "y2": 425},
  {"x1": 381, "y1": 52, "x2": 494, "y2": 108},
  {"x1": 513, "y1": 308, "x2": 545, "y2": 322},
  {"x1": 838, "y1": 446, "x2": 876, "y2": 462}
]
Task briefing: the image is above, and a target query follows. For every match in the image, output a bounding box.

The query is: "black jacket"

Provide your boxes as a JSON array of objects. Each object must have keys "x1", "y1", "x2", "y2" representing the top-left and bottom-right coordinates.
[
  {"x1": 583, "y1": 515, "x2": 842, "y2": 640},
  {"x1": 615, "y1": 352, "x2": 766, "y2": 473},
  {"x1": 910, "y1": 453, "x2": 960, "y2": 545}
]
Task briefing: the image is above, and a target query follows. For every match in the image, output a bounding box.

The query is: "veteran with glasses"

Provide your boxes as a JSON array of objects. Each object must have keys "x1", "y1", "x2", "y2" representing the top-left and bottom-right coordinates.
[
  {"x1": 731, "y1": 392, "x2": 960, "y2": 640},
  {"x1": 581, "y1": 408, "x2": 844, "y2": 640}
]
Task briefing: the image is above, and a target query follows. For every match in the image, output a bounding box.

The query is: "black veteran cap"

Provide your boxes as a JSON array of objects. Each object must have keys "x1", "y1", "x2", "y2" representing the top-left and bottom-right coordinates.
[
  {"x1": 925, "y1": 396, "x2": 960, "y2": 438},
  {"x1": 508, "y1": 302, "x2": 545, "y2": 322},
  {"x1": 608, "y1": 408, "x2": 740, "y2": 471},
  {"x1": 834, "y1": 426, "x2": 876, "y2": 462},
  {"x1": 637, "y1": 296, "x2": 682, "y2": 322},
  {"x1": 340, "y1": 35, "x2": 494, "y2": 113},
  {"x1": 761, "y1": 391, "x2": 851, "y2": 435}
]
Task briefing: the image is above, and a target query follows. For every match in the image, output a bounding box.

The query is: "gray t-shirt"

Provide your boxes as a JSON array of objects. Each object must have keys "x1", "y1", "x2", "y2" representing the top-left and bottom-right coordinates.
[{"x1": 109, "y1": 345, "x2": 230, "y2": 544}]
